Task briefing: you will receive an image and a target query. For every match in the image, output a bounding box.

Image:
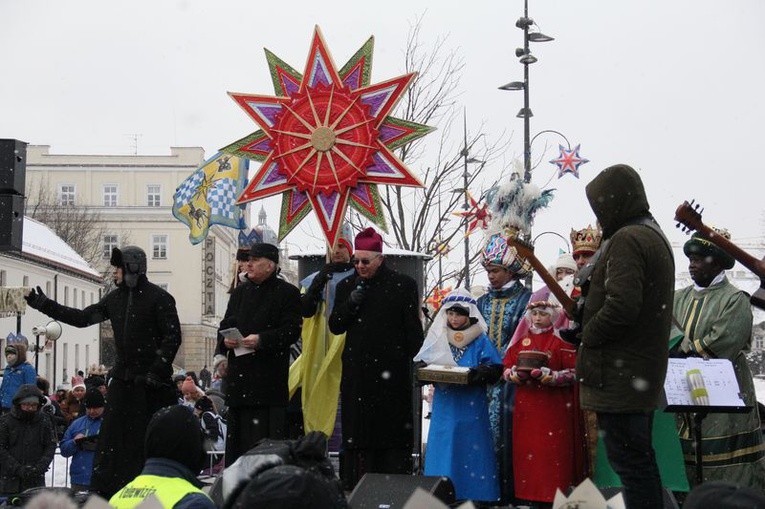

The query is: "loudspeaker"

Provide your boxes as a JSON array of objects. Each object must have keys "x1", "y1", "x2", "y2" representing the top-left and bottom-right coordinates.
[
  {"x1": 0, "y1": 138, "x2": 27, "y2": 195},
  {"x1": 0, "y1": 193, "x2": 24, "y2": 252},
  {"x1": 348, "y1": 474, "x2": 455, "y2": 508},
  {"x1": 597, "y1": 486, "x2": 679, "y2": 509}
]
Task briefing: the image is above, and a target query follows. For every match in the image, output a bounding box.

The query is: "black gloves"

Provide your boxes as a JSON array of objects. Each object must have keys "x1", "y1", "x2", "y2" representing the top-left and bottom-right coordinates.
[
  {"x1": 25, "y1": 285, "x2": 49, "y2": 310},
  {"x1": 559, "y1": 325, "x2": 582, "y2": 346},
  {"x1": 467, "y1": 364, "x2": 503, "y2": 386},
  {"x1": 349, "y1": 279, "x2": 367, "y2": 305}
]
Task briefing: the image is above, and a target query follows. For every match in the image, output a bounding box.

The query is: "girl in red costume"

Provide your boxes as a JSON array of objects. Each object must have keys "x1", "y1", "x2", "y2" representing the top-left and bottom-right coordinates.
[{"x1": 503, "y1": 301, "x2": 583, "y2": 507}]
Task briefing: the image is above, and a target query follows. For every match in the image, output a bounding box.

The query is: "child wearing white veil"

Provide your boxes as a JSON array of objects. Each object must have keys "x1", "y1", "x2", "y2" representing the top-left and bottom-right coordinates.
[{"x1": 414, "y1": 287, "x2": 502, "y2": 503}]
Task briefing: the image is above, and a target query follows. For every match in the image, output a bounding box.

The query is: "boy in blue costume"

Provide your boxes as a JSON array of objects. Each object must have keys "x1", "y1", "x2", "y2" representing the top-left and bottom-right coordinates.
[{"x1": 415, "y1": 288, "x2": 503, "y2": 503}]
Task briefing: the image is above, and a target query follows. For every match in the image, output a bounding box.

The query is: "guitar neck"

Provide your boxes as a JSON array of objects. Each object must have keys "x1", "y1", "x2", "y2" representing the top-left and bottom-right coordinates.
[
  {"x1": 523, "y1": 255, "x2": 576, "y2": 316},
  {"x1": 695, "y1": 225, "x2": 765, "y2": 279}
]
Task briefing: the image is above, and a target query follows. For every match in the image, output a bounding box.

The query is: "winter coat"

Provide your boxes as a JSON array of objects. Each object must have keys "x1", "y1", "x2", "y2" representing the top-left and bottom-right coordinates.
[
  {"x1": 59, "y1": 413, "x2": 103, "y2": 486},
  {"x1": 215, "y1": 272, "x2": 302, "y2": 407},
  {"x1": 38, "y1": 275, "x2": 182, "y2": 382},
  {"x1": 0, "y1": 385, "x2": 57, "y2": 494},
  {"x1": 577, "y1": 164, "x2": 675, "y2": 412},
  {"x1": 0, "y1": 354, "x2": 37, "y2": 410},
  {"x1": 329, "y1": 263, "x2": 424, "y2": 449}
]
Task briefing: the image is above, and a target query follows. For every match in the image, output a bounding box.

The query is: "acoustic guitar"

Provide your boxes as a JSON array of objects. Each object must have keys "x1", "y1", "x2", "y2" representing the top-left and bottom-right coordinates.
[
  {"x1": 674, "y1": 199, "x2": 765, "y2": 310},
  {"x1": 504, "y1": 235, "x2": 577, "y2": 317}
]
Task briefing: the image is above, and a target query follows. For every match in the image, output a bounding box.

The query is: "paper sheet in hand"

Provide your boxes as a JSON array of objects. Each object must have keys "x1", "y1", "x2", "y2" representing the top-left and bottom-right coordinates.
[{"x1": 220, "y1": 327, "x2": 254, "y2": 357}]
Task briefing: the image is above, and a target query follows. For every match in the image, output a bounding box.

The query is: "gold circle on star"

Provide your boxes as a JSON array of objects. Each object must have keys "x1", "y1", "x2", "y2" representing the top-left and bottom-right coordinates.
[
  {"x1": 521, "y1": 338, "x2": 532, "y2": 347},
  {"x1": 311, "y1": 127, "x2": 336, "y2": 152},
  {"x1": 453, "y1": 332, "x2": 464, "y2": 343}
]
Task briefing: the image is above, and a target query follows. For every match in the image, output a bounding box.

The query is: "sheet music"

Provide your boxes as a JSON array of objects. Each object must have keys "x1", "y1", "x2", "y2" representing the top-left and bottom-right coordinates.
[{"x1": 664, "y1": 357, "x2": 745, "y2": 407}]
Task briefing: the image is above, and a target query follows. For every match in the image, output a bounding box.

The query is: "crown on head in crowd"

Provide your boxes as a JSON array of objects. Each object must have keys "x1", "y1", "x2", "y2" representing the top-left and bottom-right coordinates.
[{"x1": 570, "y1": 224, "x2": 602, "y2": 254}]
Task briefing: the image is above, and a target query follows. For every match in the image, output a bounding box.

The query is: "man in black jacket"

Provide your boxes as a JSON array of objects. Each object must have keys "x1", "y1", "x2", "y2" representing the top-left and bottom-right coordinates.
[
  {"x1": 215, "y1": 242, "x2": 302, "y2": 466},
  {"x1": 25, "y1": 246, "x2": 181, "y2": 497},
  {"x1": 0, "y1": 384, "x2": 56, "y2": 496},
  {"x1": 329, "y1": 227, "x2": 424, "y2": 490}
]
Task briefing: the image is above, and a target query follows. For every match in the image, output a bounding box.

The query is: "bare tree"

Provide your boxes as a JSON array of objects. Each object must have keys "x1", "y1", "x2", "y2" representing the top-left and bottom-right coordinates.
[
  {"x1": 361, "y1": 15, "x2": 513, "y2": 295},
  {"x1": 26, "y1": 174, "x2": 108, "y2": 268}
]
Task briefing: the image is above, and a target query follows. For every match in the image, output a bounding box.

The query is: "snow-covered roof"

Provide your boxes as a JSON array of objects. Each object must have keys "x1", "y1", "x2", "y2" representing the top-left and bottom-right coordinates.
[{"x1": 20, "y1": 216, "x2": 102, "y2": 278}]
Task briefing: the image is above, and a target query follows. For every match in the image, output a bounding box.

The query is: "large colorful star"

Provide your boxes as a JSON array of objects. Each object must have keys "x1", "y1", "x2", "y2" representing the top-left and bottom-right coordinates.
[
  {"x1": 550, "y1": 144, "x2": 589, "y2": 179},
  {"x1": 452, "y1": 192, "x2": 491, "y2": 237},
  {"x1": 222, "y1": 27, "x2": 433, "y2": 247}
]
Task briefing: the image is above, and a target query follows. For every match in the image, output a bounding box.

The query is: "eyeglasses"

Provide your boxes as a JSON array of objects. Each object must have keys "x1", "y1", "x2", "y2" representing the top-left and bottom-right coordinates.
[{"x1": 353, "y1": 255, "x2": 381, "y2": 266}]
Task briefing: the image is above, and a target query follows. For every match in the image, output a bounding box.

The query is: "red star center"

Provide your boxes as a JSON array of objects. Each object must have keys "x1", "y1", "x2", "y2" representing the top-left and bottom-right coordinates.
[{"x1": 273, "y1": 83, "x2": 379, "y2": 195}]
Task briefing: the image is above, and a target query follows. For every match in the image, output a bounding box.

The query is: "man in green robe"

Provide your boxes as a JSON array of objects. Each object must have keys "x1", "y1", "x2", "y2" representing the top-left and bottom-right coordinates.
[{"x1": 674, "y1": 229, "x2": 765, "y2": 490}]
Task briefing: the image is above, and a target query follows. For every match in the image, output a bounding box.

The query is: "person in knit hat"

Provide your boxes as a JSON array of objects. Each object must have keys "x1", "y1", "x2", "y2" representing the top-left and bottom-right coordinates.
[
  {"x1": 0, "y1": 384, "x2": 56, "y2": 496},
  {"x1": 292, "y1": 224, "x2": 355, "y2": 447},
  {"x1": 214, "y1": 241, "x2": 302, "y2": 467},
  {"x1": 60, "y1": 388, "x2": 105, "y2": 491},
  {"x1": 328, "y1": 226, "x2": 424, "y2": 490},
  {"x1": 110, "y1": 405, "x2": 214, "y2": 508},
  {"x1": 1, "y1": 340, "x2": 37, "y2": 415}
]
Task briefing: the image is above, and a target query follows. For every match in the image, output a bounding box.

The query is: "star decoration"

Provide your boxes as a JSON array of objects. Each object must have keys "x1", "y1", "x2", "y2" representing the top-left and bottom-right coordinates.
[
  {"x1": 425, "y1": 286, "x2": 452, "y2": 312},
  {"x1": 223, "y1": 27, "x2": 433, "y2": 247},
  {"x1": 550, "y1": 144, "x2": 589, "y2": 179},
  {"x1": 452, "y1": 192, "x2": 491, "y2": 237}
]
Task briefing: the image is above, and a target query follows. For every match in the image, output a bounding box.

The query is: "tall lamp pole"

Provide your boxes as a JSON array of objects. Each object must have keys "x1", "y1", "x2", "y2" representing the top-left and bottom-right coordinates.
[{"x1": 461, "y1": 111, "x2": 471, "y2": 289}]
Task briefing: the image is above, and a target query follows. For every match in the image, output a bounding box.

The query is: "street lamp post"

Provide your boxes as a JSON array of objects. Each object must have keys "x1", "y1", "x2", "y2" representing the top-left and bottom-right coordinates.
[
  {"x1": 499, "y1": 0, "x2": 554, "y2": 185},
  {"x1": 458, "y1": 110, "x2": 484, "y2": 290}
]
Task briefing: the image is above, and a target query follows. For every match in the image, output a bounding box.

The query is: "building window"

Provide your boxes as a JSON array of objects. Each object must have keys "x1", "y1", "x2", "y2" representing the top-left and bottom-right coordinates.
[
  {"x1": 103, "y1": 184, "x2": 118, "y2": 207},
  {"x1": 73, "y1": 288, "x2": 78, "y2": 308},
  {"x1": 59, "y1": 184, "x2": 75, "y2": 206},
  {"x1": 85, "y1": 345, "x2": 90, "y2": 372},
  {"x1": 152, "y1": 234, "x2": 168, "y2": 259},
  {"x1": 0, "y1": 270, "x2": 5, "y2": 286},
  {"x1": 64, "y1": 287, "x2": 69, "y2": 306},
  {"x1": 103, "y1": 234, "x2": 119, "y2": 259},
  {"x1": 147, "y1": 185, "x2": 161, "y2": 207},
  {"x1": 23, "y1": 275, "x2": 29, "y2": 287},
  {"x1": 75, "y1": 344, "x2": 80, "y2": 373}
]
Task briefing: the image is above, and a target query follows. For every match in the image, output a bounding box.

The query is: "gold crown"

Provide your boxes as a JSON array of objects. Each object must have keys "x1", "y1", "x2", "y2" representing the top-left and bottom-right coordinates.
[{"x1": 570, "y1": 224, "x2": 602, "y2": 254}]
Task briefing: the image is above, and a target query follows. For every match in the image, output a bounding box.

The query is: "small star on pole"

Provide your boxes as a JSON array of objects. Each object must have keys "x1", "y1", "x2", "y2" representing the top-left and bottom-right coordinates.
[{"x1": 550, "y1": 144, "x2": 589, "y2": 179}]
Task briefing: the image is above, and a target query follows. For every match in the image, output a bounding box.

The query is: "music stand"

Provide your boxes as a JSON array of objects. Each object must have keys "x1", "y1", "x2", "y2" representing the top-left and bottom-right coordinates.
[{"x1": 662, "y1": 357, "x2": 752, "y2": 485}]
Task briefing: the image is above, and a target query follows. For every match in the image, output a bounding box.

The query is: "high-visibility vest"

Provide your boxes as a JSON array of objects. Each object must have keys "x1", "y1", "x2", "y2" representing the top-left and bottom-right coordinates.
[{"x1": 109, "y1": 474, "x2": 209, "y2": 508}]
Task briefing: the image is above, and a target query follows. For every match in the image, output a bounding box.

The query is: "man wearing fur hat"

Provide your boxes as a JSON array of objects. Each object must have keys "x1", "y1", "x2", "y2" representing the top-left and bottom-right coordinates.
[
  {"x1": 1, "y1": 340, "x2": 37, "y2": 415},
  {"x1": 475, "y1": 232, "x2": 532, "y2": 504},
  {"x1": 674, "y1": 229, "x2": 765, "y2": 489},
  {"x1": 329, "y1": 227, "x2": 424, "y2": 490},
  {"x1": 577, "y1": 164, "x2": 674, "y2": 509},
  {"x1": 24, "y1": 245, "x2": 182, "y2": 497},
  {"x1": 215, "y1": 242, "x2": 302, "y2": 466},
  {"x1": 0, "y1": 384, "x2": 56, "y2": 495}
]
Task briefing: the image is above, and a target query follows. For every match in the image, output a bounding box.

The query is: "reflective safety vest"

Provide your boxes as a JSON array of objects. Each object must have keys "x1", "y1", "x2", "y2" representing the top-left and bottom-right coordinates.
[{"x1": 109, "y1": 474, "x2": 209, "y2": 508}]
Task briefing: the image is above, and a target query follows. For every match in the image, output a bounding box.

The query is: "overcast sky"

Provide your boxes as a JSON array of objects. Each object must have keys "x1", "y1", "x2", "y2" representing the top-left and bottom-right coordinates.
[{"x1": 2, "y1": 0, "x2": 764, "y2": 286}]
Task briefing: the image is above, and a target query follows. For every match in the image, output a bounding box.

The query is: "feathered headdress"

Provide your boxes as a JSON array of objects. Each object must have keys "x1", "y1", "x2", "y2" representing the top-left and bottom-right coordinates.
[{"x1": 481, "y1": 172, "x2": 554, "y2": 273}]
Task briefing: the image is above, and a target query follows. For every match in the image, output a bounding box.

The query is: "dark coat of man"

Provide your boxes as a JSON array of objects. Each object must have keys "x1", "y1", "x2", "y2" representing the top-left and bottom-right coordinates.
[
  {"x1": 24, "y1": 246, "x2": 181, "y2": 497},
  {"x1": 0, "y1": 384, "x2": 57, "y2": 495},
  {"x1": 215, "y1": 270, "x2": 302, "y2": 463},
  {"x1": 328, "y1": 264, "x2": 424, "y2": 457},
  {"x1": 577, "y1": 165, "x2": 675, "y2": 412}
]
